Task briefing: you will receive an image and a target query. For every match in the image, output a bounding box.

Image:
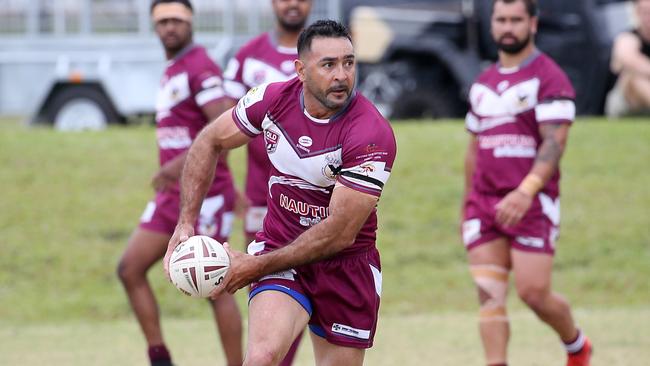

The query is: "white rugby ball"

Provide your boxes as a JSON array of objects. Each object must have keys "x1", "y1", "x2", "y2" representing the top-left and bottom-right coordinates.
[{"x1": 169, "y1": 235, "x2": 229, "y2": 298}]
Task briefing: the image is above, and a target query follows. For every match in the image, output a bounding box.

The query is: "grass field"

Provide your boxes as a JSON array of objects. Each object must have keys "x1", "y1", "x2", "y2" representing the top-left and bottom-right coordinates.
[{"x1": 1, "y1": 117, "x2": 649, "y2": 364}]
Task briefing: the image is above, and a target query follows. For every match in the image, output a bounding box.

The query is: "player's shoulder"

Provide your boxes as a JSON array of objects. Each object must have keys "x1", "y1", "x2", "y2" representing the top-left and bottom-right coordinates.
[
  {"x1": 180, "y1": 45, "x2": 219, "y2": 72},
  {"x1": 532, "y1": 52, "x2": 568, "y2": 78},
  {"x1": 346, "y1": 94, "x2": 396, "y2": 139},
  {"x1": 531, "y1": 52, "x2": 575, "y2": 98},
  {"x1": 236, "y1": 32, "x2": 273, "y2": 58},
  {"x1": 241, "y1": 77, "x2": 299, "y2": 108}
]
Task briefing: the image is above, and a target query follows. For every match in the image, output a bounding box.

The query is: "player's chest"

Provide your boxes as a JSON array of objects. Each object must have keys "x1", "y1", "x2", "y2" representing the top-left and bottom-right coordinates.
[
  {"x1": 156, "y1": 71, "x2": 191, "y2": 111},
  {"x1": 242, "y1": 57, "x2": 296, "y2": 86},
  {"x1": 262, "y1": 117, "x2": 343, "y2": 187},
  {"x1": 471, "y1": 78, "x2": 540, "y2": 117}
]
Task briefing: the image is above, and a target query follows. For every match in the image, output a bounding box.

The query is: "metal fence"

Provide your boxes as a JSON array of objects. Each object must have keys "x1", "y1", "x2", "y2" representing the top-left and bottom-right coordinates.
[{"x1": 0, "y1": 0, "x2": 340, "y2": 36}]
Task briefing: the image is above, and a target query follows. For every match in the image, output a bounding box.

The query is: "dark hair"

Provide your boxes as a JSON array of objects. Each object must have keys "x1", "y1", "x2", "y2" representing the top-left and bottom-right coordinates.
[
  {"x1": 150, "y1": 0, "x2": 193, "y2": 14},
  {"x1": 492, "y1": 0, "x2": 538, "y2": 17},
  {"x1": 297, "y1": 20, "x2": 352, "y2": 56}
]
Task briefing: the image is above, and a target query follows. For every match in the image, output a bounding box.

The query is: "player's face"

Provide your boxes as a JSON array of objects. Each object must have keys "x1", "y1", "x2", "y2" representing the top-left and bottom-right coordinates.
[
  {"x1": 154, "y1": 17, "x2": 193, "y2": 55},
  {"x1": 273, "y1": 0, "x2": 312, "y2": 32},
  {"x1": 298, "y1": 37, "x2": 356, "y2": 111},
  {"x1": 491, "y1": 1, "x2": 537, "y2": 55}
]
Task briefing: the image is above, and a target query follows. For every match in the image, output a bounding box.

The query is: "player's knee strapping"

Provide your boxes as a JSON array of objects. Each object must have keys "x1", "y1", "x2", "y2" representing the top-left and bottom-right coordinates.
[{"x1": 470, "y1": 265, "x2": 509, "y2": 322}]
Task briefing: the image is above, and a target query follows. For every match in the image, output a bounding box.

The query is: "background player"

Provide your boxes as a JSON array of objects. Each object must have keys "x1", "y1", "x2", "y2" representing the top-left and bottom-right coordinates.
[
  {"x1": 222, "y1": 0, "x2": 313, "y2": 245},
  {"x1": 462, "y1": 1, "x2": 591, "y2": 365},
  {"x1": 220, "y1": 2, "x2": 312, "y2": 364},
  {"x1": 117, "y1": 1, "x2": 242, "y2": 365},
  {"x1": 165, "y1": 20, "x2": 397, "y2": 366}
]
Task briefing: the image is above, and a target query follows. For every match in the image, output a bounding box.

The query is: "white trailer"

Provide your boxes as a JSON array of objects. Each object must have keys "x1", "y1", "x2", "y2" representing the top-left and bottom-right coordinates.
[{"x1": 0, "y1": 0, "x2": 341, "y2": 130}]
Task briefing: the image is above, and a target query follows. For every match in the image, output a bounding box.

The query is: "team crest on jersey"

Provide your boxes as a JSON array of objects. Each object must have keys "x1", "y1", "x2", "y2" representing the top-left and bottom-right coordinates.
[
  {"x1": 322, "y1": 154, "x2": 342, "y2": 181},
  {"x1": 265, "y1": 130, "x2": 279, "y2": 153}
]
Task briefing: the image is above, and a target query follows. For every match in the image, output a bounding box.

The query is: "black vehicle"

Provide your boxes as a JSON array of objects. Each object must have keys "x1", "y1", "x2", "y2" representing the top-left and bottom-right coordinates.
[{"x1": 348, "y1": 0, "x2": 632, "y2": 119}]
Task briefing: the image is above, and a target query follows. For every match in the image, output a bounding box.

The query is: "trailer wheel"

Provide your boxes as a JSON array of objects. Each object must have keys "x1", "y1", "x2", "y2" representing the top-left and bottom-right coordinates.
[{"x1": 43, "y1": 86, "x2": 121, "y2": 131}]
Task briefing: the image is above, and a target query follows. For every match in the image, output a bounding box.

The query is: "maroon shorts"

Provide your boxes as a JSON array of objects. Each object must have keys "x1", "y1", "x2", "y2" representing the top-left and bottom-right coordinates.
[
  {"x1": 462, "y1": 191, "x2": 561, "y2": 255},
  {"x1": 139, "y1": 190, "x2": 235, "y2": 243},
  {"x1": 248, "y1": 246, "x2": 382, "y2": 349}
]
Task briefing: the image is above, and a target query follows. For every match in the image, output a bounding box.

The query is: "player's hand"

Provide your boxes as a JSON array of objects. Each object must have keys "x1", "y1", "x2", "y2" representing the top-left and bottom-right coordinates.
[
  {"x1": 210, "y1": 242, "x2": 262, "y2": 299},
  {"x1": 163, "y1": 223, "x2": 194, "y2": 281},
  {"x1": 495, "y1": 189, "x2": 533, "y2": 227},
  {"x1": 151, "y1": 171, "x2": 176, "y2": 192}
]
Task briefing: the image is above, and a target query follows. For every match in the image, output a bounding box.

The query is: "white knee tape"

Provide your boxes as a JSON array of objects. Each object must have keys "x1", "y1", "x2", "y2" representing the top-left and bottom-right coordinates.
[{"x1": 470, "y1": 265, "x2": 509, "y2": 322}]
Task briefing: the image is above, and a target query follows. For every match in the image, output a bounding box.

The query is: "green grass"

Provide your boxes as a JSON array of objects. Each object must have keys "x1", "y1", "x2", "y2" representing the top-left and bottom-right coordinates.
[{"x1": 1, "y1": 117, "x2": 649, "y2": 364}]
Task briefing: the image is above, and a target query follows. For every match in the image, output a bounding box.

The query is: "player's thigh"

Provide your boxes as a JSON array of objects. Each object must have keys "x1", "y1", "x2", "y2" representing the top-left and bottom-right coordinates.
[
  {"x1": 511, "y1": 250, "x2": 554, "y2": 295},
  {"x1": 119, "y1": 228, "x2": 170, "y2": 274},
  {"x1": 467, "y1": 236, "x2": 511, "y2": 267},
  {"x1": 310, "y1": 331, "x2": 365, "y2": 366},
  {"x1": 248, "y1": 290, "x2": 310, "y2": 354}
]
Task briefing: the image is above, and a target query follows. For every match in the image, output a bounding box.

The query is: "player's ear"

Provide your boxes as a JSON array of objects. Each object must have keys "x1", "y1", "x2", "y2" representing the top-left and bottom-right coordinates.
[
  {"x1": 530, "y1": 15, "x2": 538, "y2": 35},
  {"x1": 295, "y1": 59, "x2": 306, "y2": 82}
]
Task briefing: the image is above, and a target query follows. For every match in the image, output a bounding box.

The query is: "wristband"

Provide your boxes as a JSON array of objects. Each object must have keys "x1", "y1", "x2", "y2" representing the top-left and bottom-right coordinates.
[{"x1": 517, "y1": 174, "x2": 543, "y2": 197}]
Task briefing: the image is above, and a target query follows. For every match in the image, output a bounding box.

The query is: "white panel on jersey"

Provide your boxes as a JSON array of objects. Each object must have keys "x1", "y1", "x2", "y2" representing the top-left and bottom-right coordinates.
[
  {"x1": 264, "y1": 121, "x2": 342, "y2": 188},
  {"x1": 339, "y1": 161, "x2": 390, "y2": 192},
  {"x1": 195, "y1": 87, "x2": 225, "y2": 106},
  {"x1": 223, "y1": 58, "x2": 240, "y2": 80},
  {"x1": 469, "y1": 78, "x2": 541, "y2": 130},
  {"x1": 535, "y1": 99, "x2": 576, "y2": 122},
  {"x1": 156, "y1": 72, "x2": 191, "y2": 113},
  {"x1": 245, "y1": 206, "x2": 268, "y2": 233},
  {"x1": 224, "y1": 80, "x2": 247, "y2": 99},
  {"x1": 539, "y1": 193, "x2": 561, "y2": 226},
  {"x1": 465, "y1": 111, "x2": 480, "y2": 133},
  {"x1": 242, "y1": 58, "x2": 296, "y2": 88}
]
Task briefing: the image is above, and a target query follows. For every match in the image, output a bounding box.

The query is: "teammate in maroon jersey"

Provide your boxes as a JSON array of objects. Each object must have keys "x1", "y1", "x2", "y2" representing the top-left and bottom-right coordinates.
[
  {"x1": 222, "y1": 0, "x2": 312, "y2": 247},
  {"x1": 221, "y1": 2, "x2": 313, "y2": 364},
  {"x1": 117, "y1": 1, "x2": 242, "y2": 365},
  {"x1": 165, "y1": 20, "x2": 397, "y2": 366},
  {"x1": 462, "y1": 1, "x2": 591, "y2": 365}
]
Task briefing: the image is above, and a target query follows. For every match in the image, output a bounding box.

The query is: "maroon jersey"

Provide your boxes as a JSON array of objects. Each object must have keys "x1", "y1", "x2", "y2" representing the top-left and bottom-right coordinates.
[
  {"x1": 466, "y1": 51, "x2": 576, "y2": 197},
  {"x1": 232, "y1": 78, "x2": 397, "y2": 256},
  {"x1": 223, "y1": 32, "x2": 298, "y2": 206},
  {"x1": 155, "y1": 45, "x2": 234, "y2": 196}
]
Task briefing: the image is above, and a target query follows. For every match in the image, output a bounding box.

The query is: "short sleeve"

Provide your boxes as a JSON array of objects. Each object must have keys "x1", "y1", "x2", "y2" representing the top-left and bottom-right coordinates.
[
  {"x1": 190, "y1": 67, "x2": 226, "y2": 107},
  {"x1": 465, "y1": 110, "x2": 480, "y2": 134},
  {"x1": 337, "y1": 120, "x2": 397, "y2": 197},
  {"x1": 223, "y1": 53, "x2": 248, "y2": 100},
  {"x1": 231, "y1": 82, "x2": 274, "y2": 137},
  {"x1": 535, "y1": 65, "x2": 576, "y2": 124}
]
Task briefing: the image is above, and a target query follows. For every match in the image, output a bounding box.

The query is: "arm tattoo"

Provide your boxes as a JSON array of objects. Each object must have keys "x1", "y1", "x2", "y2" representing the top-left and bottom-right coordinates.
[{"x1": 536, "y1": 124, "x2": 565, "y2": 166}]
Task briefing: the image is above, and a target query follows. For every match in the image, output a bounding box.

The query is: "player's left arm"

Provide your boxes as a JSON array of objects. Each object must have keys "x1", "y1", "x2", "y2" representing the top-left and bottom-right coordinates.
[
  {"x1": 496, "y1": 119, "x2": 571, "y2": 227},
  {"x1": 216, "y1": 185, "x2": 378, "y2": 294}
]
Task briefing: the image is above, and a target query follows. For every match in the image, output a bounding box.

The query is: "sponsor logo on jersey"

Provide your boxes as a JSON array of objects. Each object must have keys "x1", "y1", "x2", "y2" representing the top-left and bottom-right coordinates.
[
  {"x1": 279, "y1": 193, "x2": 329, "y2": 218},
  {"x1": 298, "y1": 136, "x2": 313, "y2": 147},
  {"x1": 265, "y1": 130, "x2": 279, "y2": 153}
]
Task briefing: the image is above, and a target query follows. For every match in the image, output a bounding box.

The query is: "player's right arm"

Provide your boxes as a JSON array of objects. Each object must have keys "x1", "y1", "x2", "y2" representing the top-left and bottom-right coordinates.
[
  {"x1": 163, "y1": 109, "x2": 251, "y2": 276},
  {"x1": 611, "y1": 31, "x2": 650, "y2": 77}
]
